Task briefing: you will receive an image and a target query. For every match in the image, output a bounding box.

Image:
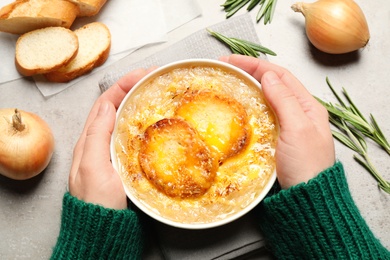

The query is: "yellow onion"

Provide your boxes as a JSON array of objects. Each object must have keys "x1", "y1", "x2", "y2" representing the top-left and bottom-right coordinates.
[
  {"x1": 291, "y1": 0, "x2": 370, "y2": 54},
  {"x1": 0, "y1": 108, "x2": 55, "y2": 180}
]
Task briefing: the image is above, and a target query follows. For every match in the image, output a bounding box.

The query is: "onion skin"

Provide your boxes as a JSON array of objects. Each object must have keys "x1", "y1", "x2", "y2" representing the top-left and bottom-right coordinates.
[
  {"x1": 0, "y1": 108, "x2": 55, "y2": 180},
  {"x1": 292, "y1": 0, "x2": 370, "y2": 54}
]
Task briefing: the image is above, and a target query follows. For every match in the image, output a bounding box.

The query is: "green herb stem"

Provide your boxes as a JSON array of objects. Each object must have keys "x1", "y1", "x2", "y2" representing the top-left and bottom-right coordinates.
[
  {"x1": 223, "y1": 0, "x2": 251, "y2": 18},
  {"x1": 316, "y1": 78, "x2": 390, "y2": 194},
  {"x1": 247, "y1": 0, "x2": 261, "y2": 11},
  {"x1": 207, "y1": 29, "x2": 276, "y2": 57},
  {"x1": 221, "y1": 0, "x2": 277, "y2": 24},
  {"x1": 355, "y1": 154, "x2": 390, "y2": 193},
  {"x1": 336, "y1": 122, "x2": 390, "y2": 194},
  {"x1": 324, "y1": 78, "x2": 390, "y2": 154},
  {"x1": 256, "y1": 0, "x2": 277, "y2": 24}
]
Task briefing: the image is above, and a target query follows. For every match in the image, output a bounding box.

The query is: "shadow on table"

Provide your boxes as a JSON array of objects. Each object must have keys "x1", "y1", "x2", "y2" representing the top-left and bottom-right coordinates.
[
  {"x1": 0, "y1": 169, "x2": 46, "y2": 194},
  {"x1": 308, "y1": 42, "x2": 362, "y2": 67}
]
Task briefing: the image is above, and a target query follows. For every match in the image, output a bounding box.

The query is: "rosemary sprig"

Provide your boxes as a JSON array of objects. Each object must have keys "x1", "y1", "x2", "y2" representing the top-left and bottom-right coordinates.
[
  {"x1": 319, "y1": 77, "x2": 390, "y2": 155},
  {"x1": 207, "y1": 29, "x2": 276, "y2": 57},
  {"x1": 316, "y1": 77, "x2": 390, "y2": 194},
  {"x1": 221, "y1": 0, "x2": 278, "y2": 24}
]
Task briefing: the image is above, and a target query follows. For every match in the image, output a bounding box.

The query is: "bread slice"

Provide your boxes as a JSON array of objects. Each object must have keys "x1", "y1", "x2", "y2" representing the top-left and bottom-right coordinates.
[
  {"x1": 45, "y1": 22, "x2": 111, "y2": 82},
  {"x1": 65, "y1": 0, "x2": 107, "y2": 17},
  {"x1": 139, "y1": 118, "x2": 217, "y2": 198},
  {"x1": 0, "y1": 0, "x2": 79, "y2": 34},
  {"x1": 15, "y1": 27, "x2": 79, "y2": 76}
]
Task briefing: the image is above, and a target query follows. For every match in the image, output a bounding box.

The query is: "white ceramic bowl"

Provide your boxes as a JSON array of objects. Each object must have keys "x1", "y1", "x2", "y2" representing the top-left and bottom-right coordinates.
[{"x1": 111, "y1": 59, "x2": 277, "y2": 229}]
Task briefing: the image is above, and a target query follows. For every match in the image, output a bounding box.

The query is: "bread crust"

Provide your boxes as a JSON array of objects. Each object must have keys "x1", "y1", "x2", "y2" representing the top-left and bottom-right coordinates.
[
  {"x1": 65, "y1": 0, "x2": 107, "y2": 17},
  {"x1": 0, "y1": 0, "x2": 79, "y2": 34},
  {"x1": 44, "y1": 22, "x2": 111, "y2": 82},
  {"x1": 15, "y1": 27, "x2": 79, "y2": 76}
]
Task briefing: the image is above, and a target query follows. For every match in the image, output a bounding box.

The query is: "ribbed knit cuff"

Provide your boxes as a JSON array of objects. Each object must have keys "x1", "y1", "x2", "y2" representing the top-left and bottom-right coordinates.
[
  {"x1": 51, "y1": 192, "x2": 145, "y2": 260},
  {"x1": 257, "y1": 162, "x2": 390, "y2": 259}
]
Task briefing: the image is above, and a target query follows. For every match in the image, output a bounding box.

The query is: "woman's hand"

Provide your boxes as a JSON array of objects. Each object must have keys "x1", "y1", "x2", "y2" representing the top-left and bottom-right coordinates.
[
  {"x1": 68, "y1": 68, "x2": 154, "y2": 209},
  {"x1": 220, "y1": 54, "x2": 335, "y2": 189}
]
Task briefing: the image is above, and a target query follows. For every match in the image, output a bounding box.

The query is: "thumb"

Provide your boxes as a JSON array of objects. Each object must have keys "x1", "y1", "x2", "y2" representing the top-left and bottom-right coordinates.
[
  {"x1": 82, "y1": 101, "x2": 116, "y2": 168},
  {"x1": 261, "y1": 71, "x2": 307, "y2": 129}
]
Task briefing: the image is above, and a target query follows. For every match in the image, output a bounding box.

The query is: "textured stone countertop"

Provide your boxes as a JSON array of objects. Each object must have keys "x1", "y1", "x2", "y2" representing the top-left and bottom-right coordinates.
[{"x1": 1, "y1": 0, "x2": 389, "y2": 259}]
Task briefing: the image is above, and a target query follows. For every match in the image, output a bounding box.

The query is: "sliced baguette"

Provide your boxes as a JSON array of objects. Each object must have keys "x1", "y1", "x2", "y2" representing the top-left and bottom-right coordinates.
[
  {"x1": 65, "y1": 0, "x2": 107, "y2": 17},
  {"x1": 45, "y1": 22, "x2": 111, "y2": 82},
  {"x1": 0, "y1": 0, "x2": 79, "y2": 34},
  {"x1": 15, "y1": 27, "x2": 79, "y2": 76}
]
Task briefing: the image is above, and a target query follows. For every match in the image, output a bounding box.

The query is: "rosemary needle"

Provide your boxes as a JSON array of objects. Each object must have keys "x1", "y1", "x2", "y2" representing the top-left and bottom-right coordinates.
[
  {"x1": 256, "y1": 0, "x2": 277, "y2": 24},
  {"x1": 316, "y1": 77, "x2": 390, "y2": 194},
  {"x1": 207, "y1": 29, "x2": 276, "y2": 57},
  {"x1": 223, "y1": 0, "x2": 251, "y2": 18},
  {"x1": 247, "y1": 0, "x2": 261, "y2": 11},
  {"x1": 221, "y1": 0, "x2": 278, "y2": 24}
]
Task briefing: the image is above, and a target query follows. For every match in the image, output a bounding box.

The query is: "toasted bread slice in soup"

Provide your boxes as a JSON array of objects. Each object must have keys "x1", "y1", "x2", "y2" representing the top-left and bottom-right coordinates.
[
  {"x1": 139, "y1": 118, "x2": 218, "y2": 199},
  {"x1": 0, "y1": 0, "x2": 79, "y2": 34},
  {"x1": 45, "y1": 22, "x2": 111, "y2": 83},
  {"x1": 15, "y1": 27, "x2": 79, "y2": 76},
  {"x1": 66, "y1": 0, "x2": 107, "y2": 17},
  {"x1": 175, "y1": 89, "x2": 250, "y2": 163}
]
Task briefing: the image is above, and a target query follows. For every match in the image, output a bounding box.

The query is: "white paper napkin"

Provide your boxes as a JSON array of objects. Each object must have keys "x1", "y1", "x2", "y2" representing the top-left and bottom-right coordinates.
[
  {"x1": 0, "y1": 0, "x2": 201, "y2": 96},
  {"x1": 0, "y1": 32, "x2": 18, "y2": 83}
]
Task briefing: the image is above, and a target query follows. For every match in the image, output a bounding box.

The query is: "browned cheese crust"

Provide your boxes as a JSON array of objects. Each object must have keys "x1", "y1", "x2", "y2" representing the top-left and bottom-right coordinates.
[{"x1": 139, "y1": 118, "x2": 218, "y2": 199}]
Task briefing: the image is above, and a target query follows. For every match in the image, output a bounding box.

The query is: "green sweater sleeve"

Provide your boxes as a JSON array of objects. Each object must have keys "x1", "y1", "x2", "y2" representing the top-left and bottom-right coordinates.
[
  {"x1": 257, "y1": 161, "x2": 390, "y2": 259},
  {"x1": 51, "y1": 192, "x2": 145, "y2": 260}
]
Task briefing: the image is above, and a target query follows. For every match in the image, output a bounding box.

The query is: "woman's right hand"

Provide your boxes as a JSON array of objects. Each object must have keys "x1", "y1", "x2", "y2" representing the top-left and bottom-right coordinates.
[
  {"x1": 68, "y1": 68, "x2": 154, "y2": 209},
  {"x1": 220, "y1": 54, "x2": 335, "y2": 189}
]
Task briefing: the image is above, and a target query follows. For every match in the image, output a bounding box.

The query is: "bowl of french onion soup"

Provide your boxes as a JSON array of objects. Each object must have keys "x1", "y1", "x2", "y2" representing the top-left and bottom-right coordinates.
[{"x1": 111, "y1": 59, "x2": 279, "y2": 229}]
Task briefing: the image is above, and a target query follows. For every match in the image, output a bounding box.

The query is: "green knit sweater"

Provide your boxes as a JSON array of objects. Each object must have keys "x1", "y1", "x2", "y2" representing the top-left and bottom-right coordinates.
[
  {"x1": 51, "y1": 193, "x2": 145, "y2": 260},
  {"x1": 51, "y1": 162, "x2": 390, "y2": 259},
  {"x1": 257, "y1": 162, "x2": 390, "y2": 259}
]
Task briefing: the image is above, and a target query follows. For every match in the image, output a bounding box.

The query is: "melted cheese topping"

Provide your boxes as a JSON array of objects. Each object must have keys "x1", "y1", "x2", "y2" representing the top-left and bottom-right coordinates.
[{"x1": 114, "y1": 65, "x2": 278, "y2": 224}]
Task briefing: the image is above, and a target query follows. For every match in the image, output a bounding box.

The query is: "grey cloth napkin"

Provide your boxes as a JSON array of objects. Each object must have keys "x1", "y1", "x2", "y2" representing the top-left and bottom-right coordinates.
[
  {"x1": 150, "y1": 212, "x2": 271, "y2": 260},
  {"x1": 98, "y1": 14, "x2": 267, "y2": 92},
  {"x1": 99, "y1": 14, "x2": 273, "y2": 260}
]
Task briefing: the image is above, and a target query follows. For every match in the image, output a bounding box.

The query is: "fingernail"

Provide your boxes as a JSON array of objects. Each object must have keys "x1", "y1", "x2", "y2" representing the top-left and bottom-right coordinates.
[{"x1": 263, "y1": 71, "x2": 282, "y2": 86}]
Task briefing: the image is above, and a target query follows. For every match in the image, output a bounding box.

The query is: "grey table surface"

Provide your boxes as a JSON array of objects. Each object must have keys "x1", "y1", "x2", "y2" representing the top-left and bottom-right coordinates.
[{"x1": 1, "y1": 0, "x2": 389, "y2": 259}]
